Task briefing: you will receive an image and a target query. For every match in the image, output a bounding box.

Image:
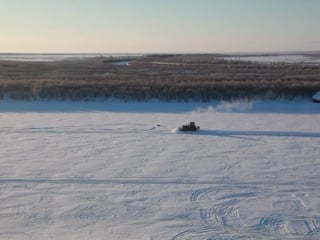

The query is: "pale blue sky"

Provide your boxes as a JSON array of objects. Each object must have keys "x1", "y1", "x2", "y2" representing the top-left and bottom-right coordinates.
[{"x1": 0, "y1": 0, "x2": 319, "y2": 53}]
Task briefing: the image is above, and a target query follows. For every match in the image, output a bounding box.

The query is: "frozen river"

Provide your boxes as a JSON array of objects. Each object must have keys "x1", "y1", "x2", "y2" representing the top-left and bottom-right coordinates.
[{"x1": 1, "y1": 100, "x2": 320, "y2": 239}]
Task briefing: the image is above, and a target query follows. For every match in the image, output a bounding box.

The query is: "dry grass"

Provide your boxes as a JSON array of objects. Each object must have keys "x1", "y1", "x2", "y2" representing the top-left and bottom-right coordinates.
[{"x1": 0, "y1": 54, "x2": 319, "y2": 101}]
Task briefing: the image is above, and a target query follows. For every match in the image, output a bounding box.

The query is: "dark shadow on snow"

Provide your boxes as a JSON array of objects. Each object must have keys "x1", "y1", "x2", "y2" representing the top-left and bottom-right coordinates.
[
  {"x1": 0, "y1": 99, "x2": 319, "y2": 113},
  {"x1": 195, "y1": 129, "x2": 320, "y2": 138}
]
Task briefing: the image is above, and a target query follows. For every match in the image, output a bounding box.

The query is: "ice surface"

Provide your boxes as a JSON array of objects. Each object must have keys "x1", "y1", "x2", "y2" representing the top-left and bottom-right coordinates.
[
  {"x1": 111, "y1": 60, "x2": 130, "y2": 66},
  {"x1": 0, "y1": 100, "x2": 320, "y2": 239}
]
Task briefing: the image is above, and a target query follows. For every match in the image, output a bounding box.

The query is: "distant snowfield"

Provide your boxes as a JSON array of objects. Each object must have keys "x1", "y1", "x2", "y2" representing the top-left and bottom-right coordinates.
[
  {"x1": 111, "y1": 60, "x2": 130, "y2": 66},
  {"x1": 0, "y1": 54, "x2": 141, "y2": 62},
  {"x1": 221, "y1": 54, "x2": 320, "y2": 64},
  {"x1": 1, "y1": 100, "x2": 320, "y2": 239}
]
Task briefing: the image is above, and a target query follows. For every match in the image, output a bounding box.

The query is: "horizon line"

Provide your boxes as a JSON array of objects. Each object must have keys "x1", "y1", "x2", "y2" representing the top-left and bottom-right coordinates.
[{"x1": 1, "y1": 50, "x2": 320, "y2": 55}]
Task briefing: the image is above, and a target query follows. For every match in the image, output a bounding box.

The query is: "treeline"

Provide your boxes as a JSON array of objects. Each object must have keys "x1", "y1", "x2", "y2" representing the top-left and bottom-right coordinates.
[{"x1": 0, "y1": 55, "x2": 319, "y2": 101}]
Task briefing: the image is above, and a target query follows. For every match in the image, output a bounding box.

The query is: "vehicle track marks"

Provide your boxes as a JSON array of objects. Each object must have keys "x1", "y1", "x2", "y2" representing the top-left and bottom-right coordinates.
[{"x1": 174, "y1": 185, "x2": 320, "y2": 239}]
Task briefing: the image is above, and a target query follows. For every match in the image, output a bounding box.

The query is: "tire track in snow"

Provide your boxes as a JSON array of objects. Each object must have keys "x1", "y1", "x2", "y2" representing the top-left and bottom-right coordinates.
[
  {"x1": 174, "y1": 185, "x2": 320, "y2": 239},
  {"x1": 1, "y1": 178, "x2": 320, "y2": 187},
  {"x1": 0, "y1": 126, "x2": 166, "y2": 134}
]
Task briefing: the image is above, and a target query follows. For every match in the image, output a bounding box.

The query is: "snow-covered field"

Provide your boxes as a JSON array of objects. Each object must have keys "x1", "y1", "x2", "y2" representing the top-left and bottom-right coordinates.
[
  {"x1": 1, "y1": 100, "x2": 320, "y2": 239},
  {"x1": 0, "y1": 54, "x2": 141, "y2": 62},
  {"x1": 221, "y1": 54, "x2": 320, "y2": 64}
]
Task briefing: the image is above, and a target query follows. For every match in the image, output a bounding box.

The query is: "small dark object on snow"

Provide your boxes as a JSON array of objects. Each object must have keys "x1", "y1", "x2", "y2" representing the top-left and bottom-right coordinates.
[{"x1": 179, "y1": 122, "x2": 200, "y2": 132}]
